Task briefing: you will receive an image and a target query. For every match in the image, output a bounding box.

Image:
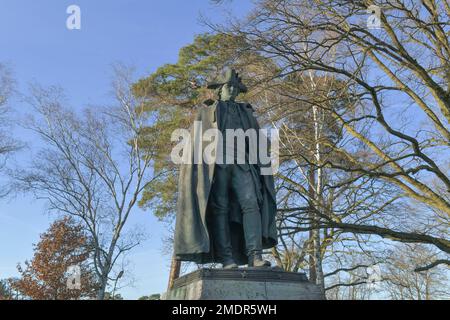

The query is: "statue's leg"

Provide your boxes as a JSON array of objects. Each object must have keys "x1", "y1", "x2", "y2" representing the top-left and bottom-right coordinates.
[
  {"x1": 209, "y1": 165, "x2": 237, "y2": 268},
  {"x1": 231, "y1": 165, "x2": 270, "y2": 267}
]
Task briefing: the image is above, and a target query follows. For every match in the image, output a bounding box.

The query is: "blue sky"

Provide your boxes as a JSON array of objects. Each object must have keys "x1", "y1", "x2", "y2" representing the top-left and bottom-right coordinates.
[{"x1": 0, "y1": 0, "x2": 254, "y2": 299}]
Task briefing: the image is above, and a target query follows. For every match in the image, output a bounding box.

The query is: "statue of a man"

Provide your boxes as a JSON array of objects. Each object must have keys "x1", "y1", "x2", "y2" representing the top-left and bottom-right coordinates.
[{"x1": 174, "y1": 68, "x2": 277, "y2": 268}]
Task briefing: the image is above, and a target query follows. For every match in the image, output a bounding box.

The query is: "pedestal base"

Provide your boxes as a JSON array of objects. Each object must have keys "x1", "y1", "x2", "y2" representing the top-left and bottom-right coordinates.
[{"x1": 162, "y1": 268, "x2": 325, "y2": 300}]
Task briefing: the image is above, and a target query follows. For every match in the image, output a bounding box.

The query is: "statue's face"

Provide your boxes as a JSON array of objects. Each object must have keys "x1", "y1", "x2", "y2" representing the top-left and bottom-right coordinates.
[{"x1": 220, "y1": 82, "x2": 239, "y2": 101}]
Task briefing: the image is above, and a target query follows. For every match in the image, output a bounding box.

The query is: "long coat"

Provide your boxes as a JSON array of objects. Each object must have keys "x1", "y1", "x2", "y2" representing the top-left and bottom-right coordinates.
[{"x1": 174, "y1": 100, "x2": 277, "y2": 265}]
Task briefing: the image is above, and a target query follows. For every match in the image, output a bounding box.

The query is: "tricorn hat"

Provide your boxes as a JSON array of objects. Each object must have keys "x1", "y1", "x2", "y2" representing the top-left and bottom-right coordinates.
[{"x1": 206, "y1": 68, "x2": 248, "y2": 93}]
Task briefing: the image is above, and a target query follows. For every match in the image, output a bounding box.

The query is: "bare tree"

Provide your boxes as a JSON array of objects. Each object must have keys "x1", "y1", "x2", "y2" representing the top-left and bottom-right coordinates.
[
  {"x1": 381, "y1": 244, "x2": 450, "y2": 300},
  {"x1": 215, "y1": 0, "x2": 449, "y2": 258},
  {"x1": 240, "y1": 0, "x2": 449, "y2": 215},
  {"x1": 0, "y1": 63, "x2": 19, "y2": 197},
  {"x1": 16, "y1": 66, "x2": 160, "y2": 299},
  {"x1": 205, "y1": 0, "x2": 450, "y2": 297}
]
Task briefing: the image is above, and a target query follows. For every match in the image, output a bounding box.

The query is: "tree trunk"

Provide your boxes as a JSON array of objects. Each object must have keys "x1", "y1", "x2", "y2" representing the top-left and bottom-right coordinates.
[
  {"x1": 308, "y1": 168, "x2": 317, "y2": 283},
  {"x1": 97, "y1": 274, "x2": 108, "y2": 300},
  {"x1": 167, "y1": 254, "x2": 181, "y2": 290},
  {"x1": 312, "y1": 103, "x2": 325, "y2": 293}
]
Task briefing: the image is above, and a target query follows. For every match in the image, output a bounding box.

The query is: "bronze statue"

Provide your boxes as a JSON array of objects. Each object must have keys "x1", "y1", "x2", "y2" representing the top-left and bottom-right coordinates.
[{"x1": 174, "y1": 68, "x2": 277, "y2": 268}]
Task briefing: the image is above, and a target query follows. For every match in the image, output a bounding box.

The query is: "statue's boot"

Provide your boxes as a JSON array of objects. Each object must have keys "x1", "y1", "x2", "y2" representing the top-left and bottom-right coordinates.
[
  {"x1": 248, "y1": 253, "x2": 271, "y2": 268},
  {"x1": 243, "y1": 212, "x2": 271, "y2": 268},
  {"x1": 212, "y1": 213, "x2": 238, "y2": 269}
]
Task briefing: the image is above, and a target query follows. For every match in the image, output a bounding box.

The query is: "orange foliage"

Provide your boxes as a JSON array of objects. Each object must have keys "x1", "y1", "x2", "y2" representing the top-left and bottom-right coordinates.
[{"x1": 13, "y1": 217, "x2": 98, "y2": 300}]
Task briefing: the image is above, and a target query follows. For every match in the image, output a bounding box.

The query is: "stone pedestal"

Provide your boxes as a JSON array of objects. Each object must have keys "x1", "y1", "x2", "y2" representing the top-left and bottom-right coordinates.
[{"x1": 162, "y1": 268, "x2": 325, "y2": 300}]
